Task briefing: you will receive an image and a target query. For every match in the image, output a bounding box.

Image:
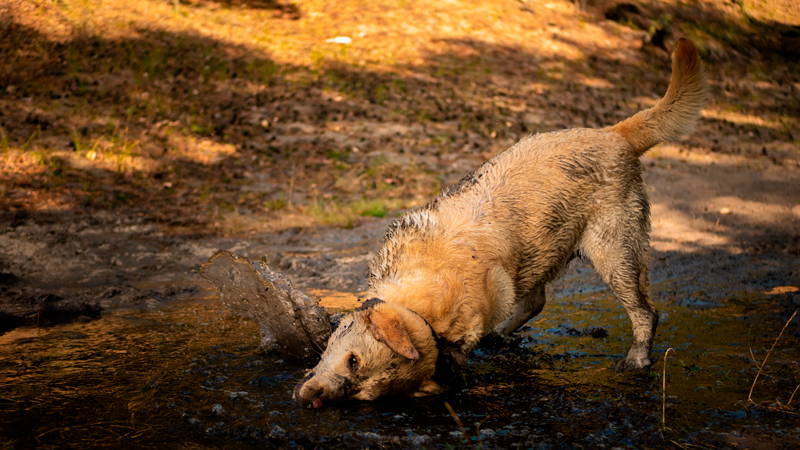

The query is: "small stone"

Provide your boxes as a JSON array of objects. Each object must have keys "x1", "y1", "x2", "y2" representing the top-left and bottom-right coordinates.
[
  {"x1": 405, "y1": 433, "x2": 431, "y2": 445},
  {"x1": 719, "y1": 207, "x2": 732, "y2": 215},
  {"x1": 269, "y1": 425, "x2": 288, "y2": 440},
  {"x1": 211, "y1": 403, "x2": 225, "y2": 415},
  {"x1": 356, "y1": 432, "x2": 382, "y2": 440},
  {"x1": 480, "y1": 428, "x2": 496, "y2": 439}
]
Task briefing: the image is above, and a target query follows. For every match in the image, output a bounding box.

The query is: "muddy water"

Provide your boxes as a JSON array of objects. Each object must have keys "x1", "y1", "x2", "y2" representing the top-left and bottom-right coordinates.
[{"x1": 1, "y1": 247, "x2": 798, "y2": 448}]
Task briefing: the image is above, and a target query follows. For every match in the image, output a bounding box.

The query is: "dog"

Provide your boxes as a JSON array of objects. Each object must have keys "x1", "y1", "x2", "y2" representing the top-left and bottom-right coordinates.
[{"x1": 294, "y1": 38, "x2": 706, "y2": 407}]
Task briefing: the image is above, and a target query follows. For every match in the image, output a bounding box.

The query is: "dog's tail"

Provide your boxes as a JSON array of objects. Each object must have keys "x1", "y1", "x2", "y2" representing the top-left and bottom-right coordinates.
[{"x1": 610, "y1": 38, "x2": 706, "y2": 157}]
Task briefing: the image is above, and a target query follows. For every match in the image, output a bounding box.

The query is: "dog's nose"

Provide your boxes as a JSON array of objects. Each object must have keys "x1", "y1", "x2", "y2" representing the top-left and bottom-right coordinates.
[{"x1": 293, "y1": 372, "x2": 318, "y2": 405}]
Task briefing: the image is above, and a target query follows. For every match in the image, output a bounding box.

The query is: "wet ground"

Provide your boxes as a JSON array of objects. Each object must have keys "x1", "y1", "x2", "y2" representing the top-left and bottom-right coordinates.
[{"x1": 1, "y1": 213, "x2": 799, "y2": 448}]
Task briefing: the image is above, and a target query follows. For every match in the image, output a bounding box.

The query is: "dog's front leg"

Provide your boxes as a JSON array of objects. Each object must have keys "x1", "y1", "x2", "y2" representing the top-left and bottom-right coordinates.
[{"x1": 494, "y1": 284, "x2": 546, "y2": 336}]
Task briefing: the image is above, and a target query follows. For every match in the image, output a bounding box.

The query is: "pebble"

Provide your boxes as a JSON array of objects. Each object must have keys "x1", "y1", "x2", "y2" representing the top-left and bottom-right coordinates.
[
  {"x1": 480, "y1": 428, "x2": 496, "y2": 439},
  {"x1": 355, "y1": 432, "x2": 382, "y2": 440},
  {"x1": 405, "y1": 433, "x2": 431, "y2": 446},
  {"x1": 269, "y1": 425, "x2": 288, "y2": 440}
]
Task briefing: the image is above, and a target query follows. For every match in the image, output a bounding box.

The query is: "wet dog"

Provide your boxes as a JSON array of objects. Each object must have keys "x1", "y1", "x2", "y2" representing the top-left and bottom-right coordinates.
[{"x1": 295, "y1": 38, "x2": 706, "y2": 407}]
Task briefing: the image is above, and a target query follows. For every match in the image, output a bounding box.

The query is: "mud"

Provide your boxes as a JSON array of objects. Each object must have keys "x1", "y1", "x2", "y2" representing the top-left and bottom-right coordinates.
[
  {"x1": 1, "y1": 246, "x2": 798, "y2": 448},
  {"x1": 200, "y1": 251, "x2": 331, "y2": 358},
  {"x1": 1, "y1": 154, "x2": 800, "y2": 448}
]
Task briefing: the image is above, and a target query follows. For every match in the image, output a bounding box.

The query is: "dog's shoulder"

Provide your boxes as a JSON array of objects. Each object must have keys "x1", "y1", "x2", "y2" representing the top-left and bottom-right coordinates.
[{"x1": 369, "y1": 208, "x2": 437, "y2": 286}]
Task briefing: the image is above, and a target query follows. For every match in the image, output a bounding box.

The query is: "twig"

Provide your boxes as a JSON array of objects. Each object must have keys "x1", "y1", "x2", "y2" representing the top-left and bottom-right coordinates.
[
  {"x1": 443, "y1": 401, "x2": 466, "y2": 438},
  {"x1": 747, "y1": 310, "x2": 798, "y2": 402},
  {"x1": 670, "y1": 440, "x2": 689, "y2": 450},
  {"x1": 670, "y1": 440, "x2": 712, "y2": 449},
  {"x1": 787, "y1": 383, "x2": 800, "y2": 407},
  {"x1": 662, "y1": 347, "x2": 675, "y2": 431},
  {"x1": 747, "y1": 325, "x2": 760, "y2": 367},
  {"x1": 515, "y1": 0, "x2": 535, "y2": 14},
  {"x1": 286, "y1": 160, "x2": 297, "y2": 209},
  {"x1": 444, "y1": 401, "x2": 465, "y2": 429}
]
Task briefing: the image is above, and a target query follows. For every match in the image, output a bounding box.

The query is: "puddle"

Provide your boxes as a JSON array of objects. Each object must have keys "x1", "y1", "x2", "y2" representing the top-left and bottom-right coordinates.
[{"x1": 1, "y1": 250, "x2": 799, "y2": 448}]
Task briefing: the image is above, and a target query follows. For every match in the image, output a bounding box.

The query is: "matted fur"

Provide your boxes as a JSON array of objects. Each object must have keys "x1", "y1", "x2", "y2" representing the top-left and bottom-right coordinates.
[{"x1": 295, "y1": 38, "x2": 706, "y2": 405}]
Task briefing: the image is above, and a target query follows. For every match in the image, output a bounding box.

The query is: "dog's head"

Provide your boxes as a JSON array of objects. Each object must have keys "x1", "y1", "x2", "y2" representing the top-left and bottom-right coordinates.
[{"x1": 293, "y1": 300, "x2": 442, "y2": 407}]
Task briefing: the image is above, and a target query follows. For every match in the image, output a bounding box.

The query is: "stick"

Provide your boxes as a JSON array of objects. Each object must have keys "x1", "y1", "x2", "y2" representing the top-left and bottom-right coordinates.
[
  {"x1": 747, "y1": 310, "x2": 798, "y2": 402},
  {"x1": 787, "y1": 383, "x2": 800, "y2": 407},
  {"x1": 662, "y1": 347, "x2": 674, "y2": 431},
  {"x1": 443, "y1": 401, "x2": 466, "y2": 438}
]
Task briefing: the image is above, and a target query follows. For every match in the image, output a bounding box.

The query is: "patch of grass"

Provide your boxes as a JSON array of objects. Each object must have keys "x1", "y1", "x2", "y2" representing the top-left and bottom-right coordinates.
[
  {"x1": 306, "y1": 198, "x2": 356, "y2": 228},
  {"x1": 189, "y1": 123, "x2": 212, "y2": 136},
  {"x1": 352, "y1": 198, "x2": 389, "y2": 218},
  {"x1": 215, "y1": 199, "x2": 236, "y2": 213},
  {"x1": 306, "y1": 197, "x2": 403, "y2": 228},
  {"x1": 70, "y1": 130, "x2": 98, "y2": 154},
  {"x1": 107, "y1": 131, "x2": 140, "y2": 174},
  {"x1": 245, "y1": 58, "x2": 279, "y2": 85},
  {"x1": 326, "y1": 149, "x2": 351, "y2": 162},
  {"x1": 264, "y1": 197, "x2": 288, "y2": 211}
]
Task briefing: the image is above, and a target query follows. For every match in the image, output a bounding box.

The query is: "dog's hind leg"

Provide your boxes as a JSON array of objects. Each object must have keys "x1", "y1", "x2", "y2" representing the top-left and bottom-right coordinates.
[
  {"x1": 581, "y1": 207, "x2": 658, "y2": 370},
  {"x1": 494, "y1": 284, "x2": 546, "y2": 336}
]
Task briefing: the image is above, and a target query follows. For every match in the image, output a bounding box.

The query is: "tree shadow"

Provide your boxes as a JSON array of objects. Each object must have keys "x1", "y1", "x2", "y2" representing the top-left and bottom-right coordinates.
[{"x1": 599, "y1": 0, "x2": 800, "y2": 58}]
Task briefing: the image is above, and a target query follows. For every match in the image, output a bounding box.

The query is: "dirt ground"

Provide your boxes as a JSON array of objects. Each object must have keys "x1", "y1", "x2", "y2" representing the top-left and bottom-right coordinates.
[{"x1": 1, "y1": 0, "x2": 799, "y2": 448}]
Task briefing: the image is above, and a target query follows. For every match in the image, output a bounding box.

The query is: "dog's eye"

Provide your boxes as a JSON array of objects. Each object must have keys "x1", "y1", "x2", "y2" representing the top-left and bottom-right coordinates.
[{"x1": 347, "y1": 353, "x2": 359, "y2": 372}]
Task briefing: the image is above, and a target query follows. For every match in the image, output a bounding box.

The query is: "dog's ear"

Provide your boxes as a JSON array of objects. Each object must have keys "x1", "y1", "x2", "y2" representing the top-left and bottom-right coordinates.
[{"x1": 365, "y1": 307, "x2": 420, "y2": 360}]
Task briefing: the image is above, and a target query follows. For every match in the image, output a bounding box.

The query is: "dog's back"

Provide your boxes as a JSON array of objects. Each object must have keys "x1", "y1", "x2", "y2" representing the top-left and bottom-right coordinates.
[{"x1": 369, "y1": 38, "x2": 706, "y2": 351}]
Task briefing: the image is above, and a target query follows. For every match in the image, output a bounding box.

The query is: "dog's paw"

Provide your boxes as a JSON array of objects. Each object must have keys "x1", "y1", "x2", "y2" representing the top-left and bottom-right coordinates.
[{"x1": 614, "y1": 356, "x2": 652, "y2": 372}]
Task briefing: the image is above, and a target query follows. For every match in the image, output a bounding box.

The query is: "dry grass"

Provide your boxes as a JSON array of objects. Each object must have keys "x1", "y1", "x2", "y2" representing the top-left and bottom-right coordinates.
[
  {"x1": 662, "y1": 347, "x2": 675, "y2": 431},
  {"x1": 747, "y1": 310, "x2": 798, "y2": 402}
]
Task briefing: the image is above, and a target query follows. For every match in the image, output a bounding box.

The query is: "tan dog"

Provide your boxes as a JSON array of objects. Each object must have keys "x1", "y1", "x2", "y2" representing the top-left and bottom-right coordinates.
[{"x1": 294, "y1": 38, "x2": 706, "y2": 407}]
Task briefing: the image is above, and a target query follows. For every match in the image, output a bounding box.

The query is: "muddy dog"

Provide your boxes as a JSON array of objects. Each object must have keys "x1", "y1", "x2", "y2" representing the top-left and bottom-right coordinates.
[{"x1": 295, "y1": 38, "x2": 706, "y2": 407}]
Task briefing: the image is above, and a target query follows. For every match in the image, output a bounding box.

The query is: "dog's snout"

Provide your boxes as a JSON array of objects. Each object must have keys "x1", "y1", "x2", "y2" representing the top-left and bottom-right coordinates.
[
  {"x1": 294, "y1": 372, "x2": 329, "y2": 408},
  {"x1": 292, "y1": 372, "x2": 314, "y2": 401}
]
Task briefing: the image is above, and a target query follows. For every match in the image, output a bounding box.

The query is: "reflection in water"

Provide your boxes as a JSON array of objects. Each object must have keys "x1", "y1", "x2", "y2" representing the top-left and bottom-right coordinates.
[{"x1": 1, "y1": 256, "x2": 798, "y2": 447}]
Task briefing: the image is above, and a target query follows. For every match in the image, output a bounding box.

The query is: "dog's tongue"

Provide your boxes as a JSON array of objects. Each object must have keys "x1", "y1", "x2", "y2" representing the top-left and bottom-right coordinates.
[{"x1": 311, "y1": 397, "x2": 323, "y2": 409}]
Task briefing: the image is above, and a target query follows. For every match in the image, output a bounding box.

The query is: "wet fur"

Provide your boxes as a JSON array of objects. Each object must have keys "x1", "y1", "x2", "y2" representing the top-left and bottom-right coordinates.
[{"x1": 295, "y1": 39, "x2": 706, "y2": 404}]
